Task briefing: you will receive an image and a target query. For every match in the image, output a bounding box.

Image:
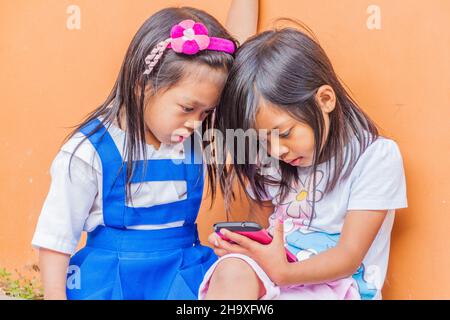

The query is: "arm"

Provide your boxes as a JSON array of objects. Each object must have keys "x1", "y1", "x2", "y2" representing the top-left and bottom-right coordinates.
[
  {"x1": 216, "y1": 209, "x2": 388, "y2": 286},
  {"x1": 217, "y1": 141, "x2": 405, "y2": 285},
  {"x1": 39, "y1": 248, "x2": 70, "y2": 300},
  {"x1": 226, "y1": 0, "x2": 259, "y2": 44},
  {"x1": 32, "y1": 152, "x2": 98, "y2": 300},
  {"x1": 280, "y1": 210, "x2": 388, "y2": 285}
]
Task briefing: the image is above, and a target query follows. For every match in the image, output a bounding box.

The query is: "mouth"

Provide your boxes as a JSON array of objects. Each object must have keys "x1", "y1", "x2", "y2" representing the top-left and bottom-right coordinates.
[
  {"x1": 172, "y1": 136, "x2": 187, "y2": 143},
  {"x1": 171, "y1": 132, "x2": 192, "y2": 143},
  {"x1": 285, "y1": 156, "x2": 304, "y2": 166}
]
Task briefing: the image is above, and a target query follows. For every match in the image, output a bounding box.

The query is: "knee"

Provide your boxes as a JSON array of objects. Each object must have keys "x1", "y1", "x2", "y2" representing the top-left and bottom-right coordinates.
[{"x1": 211, "y1": 257, "x2": 255, "y2": 284}]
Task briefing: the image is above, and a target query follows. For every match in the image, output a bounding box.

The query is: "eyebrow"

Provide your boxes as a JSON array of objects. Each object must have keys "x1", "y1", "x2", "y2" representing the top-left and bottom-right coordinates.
[
  {"x1": 266, "y1": 120, "x2": 291, "y2": 135},
  {"x1": 184, "y1": 98, "x2": 212, "y2": 109}
]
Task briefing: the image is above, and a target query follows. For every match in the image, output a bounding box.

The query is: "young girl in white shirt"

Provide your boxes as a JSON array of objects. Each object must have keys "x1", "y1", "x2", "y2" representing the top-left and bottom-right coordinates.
[
  {"x1": 200, "y1": 24, "x2": 407, "y2": 300},
  {"x1": 32, "y1": 2, "x2": 259, "y2": 300}
]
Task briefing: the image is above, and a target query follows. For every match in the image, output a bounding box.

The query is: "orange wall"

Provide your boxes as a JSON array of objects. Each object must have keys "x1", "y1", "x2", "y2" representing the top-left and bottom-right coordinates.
[{"x1": 1, "y1": 0, "x2": 449, "y2": 299}]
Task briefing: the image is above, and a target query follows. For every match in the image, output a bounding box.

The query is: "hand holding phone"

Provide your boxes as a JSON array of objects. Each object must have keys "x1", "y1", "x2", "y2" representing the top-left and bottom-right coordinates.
[{"x1": 213, "y1": 221, "x2": 297, "y2": 263}]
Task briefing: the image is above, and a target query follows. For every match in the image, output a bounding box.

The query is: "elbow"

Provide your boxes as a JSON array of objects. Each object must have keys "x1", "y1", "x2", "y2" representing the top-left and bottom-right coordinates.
[
  {"x1": 343, "y1": 262, "x2": 361, "y2": 278},
  {"x1": 336, "y1": 247, "x2": 364, "y2": 278}
]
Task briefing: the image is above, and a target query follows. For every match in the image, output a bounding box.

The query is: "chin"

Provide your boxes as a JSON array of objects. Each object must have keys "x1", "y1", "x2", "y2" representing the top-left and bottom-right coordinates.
[{"x1": 298, "y1": 161, "x2": 313, "y2": 168}]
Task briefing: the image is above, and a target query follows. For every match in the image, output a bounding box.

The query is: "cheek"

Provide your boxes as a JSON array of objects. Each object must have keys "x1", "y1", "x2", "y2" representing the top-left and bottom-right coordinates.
[
  {"x1": 145, "y1": 104, "x2": 182, "y2": 130},
  {"x1": 144, "y1": 106, "x2": 162, "y2": 133},
  {"x1": 289, "y1": 128, "x2": 316, "y2": 155}
]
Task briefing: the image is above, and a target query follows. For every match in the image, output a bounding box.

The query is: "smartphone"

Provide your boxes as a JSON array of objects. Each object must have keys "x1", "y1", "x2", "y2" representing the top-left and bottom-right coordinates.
[{"x1": 213, "y1": 221, "x2": 298, "y2": 263}]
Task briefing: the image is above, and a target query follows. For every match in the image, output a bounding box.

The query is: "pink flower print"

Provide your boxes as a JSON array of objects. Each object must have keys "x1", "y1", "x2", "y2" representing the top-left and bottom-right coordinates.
[
  {"x1": 278, "y1": 170, "x2": 325, "y2": 226},
  {"x1": 170, "y1": 19, "x2": 210, "y2": 55}
]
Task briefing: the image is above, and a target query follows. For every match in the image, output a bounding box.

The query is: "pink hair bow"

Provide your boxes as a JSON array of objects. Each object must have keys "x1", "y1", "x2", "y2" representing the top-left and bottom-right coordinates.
[{"x1": 167, "y1": 19, "x2": 235, "y2": 55}]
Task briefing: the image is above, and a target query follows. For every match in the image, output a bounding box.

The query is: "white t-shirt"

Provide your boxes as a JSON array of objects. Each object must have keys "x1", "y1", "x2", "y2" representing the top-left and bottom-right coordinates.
[
  {"x1": 248, "y1": 136, "x2": 408, "y2": 299},
  {"x1": 32, "y1": 121, "x2": 191, "y2": 255}
]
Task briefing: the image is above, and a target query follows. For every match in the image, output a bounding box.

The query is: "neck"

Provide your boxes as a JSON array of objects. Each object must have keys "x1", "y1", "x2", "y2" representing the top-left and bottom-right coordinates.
[
  {"x1": 144, "y1": 127, "x2": 162, "y2": 150},
  {"x1": 116, "y1": 109, "x2": 162, "y2": 150}
]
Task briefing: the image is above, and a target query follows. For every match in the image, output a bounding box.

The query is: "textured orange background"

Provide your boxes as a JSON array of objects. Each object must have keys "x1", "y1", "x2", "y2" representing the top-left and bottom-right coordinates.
[{"x1": 1, "y1": 0, "x2": 449, "y2": 299}]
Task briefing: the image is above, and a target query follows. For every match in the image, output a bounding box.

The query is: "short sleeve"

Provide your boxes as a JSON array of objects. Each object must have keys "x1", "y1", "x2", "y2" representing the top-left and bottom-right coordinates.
[
  {"x1": 31, "y1": 150, "x2": 99, "y2": 255},
  {"x1": 347, "y1": 138, "x2": 408, "y2": 211}
]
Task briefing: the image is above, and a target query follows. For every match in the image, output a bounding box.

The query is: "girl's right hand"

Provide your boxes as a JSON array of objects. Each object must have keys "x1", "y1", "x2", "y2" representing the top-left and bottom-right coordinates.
[{"x1": 207, "y1": 232, "x2": 229, "y2": 257}]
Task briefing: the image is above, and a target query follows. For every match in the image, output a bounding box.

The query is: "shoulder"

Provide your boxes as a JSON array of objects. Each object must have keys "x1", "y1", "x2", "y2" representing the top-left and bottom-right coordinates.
[
  {"x1": 60, "y1": 117, "x2": 131, "y2": 168},
  {"x1": 346, "y1": 136, "x2": 408, "y2": 210},
  {"x1": 59, "y1": 130, "x2": 102, "y2": 174},
  {"x1": 358, "y1": 137, "x2": 403, "y2": 163},
  {"x1": 349, "y1": 136, "x2": 406, "y2": 179}
]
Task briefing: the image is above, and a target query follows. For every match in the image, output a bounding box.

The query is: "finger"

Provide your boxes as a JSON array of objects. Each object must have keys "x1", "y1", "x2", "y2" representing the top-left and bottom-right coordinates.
[
  {"x1": 208, "y1": 232, "x2": 220, "y2": 247},
  {"x1": 271, "y1": 218, "x2": 285, "y2": 246},
  {"x1": 213, "y1": 248, "x2": 229, "y2": 257},
  {"x1": 208, "y1": 233, "x2": 215, "y2": 246},
  {"x1": 216, "y1": 234, "x2": 246, "y2": 254},
  {"x1": 220, "y1": 229, "x2": 254, "y2": 250}
]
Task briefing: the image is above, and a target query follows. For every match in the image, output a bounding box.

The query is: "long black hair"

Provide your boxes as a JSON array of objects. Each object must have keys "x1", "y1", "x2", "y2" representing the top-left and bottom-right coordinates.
[
  {"x1": 210, "y1": 24, "x2": 379, "y2": 226},
  {"x1": 64, "y1": 7, "x2": 236, "y2": 203}
]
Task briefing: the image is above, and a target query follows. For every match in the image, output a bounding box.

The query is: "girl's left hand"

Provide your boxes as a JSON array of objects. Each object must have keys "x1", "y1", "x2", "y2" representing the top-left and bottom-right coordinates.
[{"x1": 215, "y1": 218, "x2": 290, "y2": 285}]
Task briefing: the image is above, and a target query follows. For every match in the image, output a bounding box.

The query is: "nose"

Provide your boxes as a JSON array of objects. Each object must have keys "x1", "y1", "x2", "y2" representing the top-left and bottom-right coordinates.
[
  {"x1": 270, "y1": 141, "x2": 289, "y2": 160},
  {"x1": 185, "y1": 118, "x2": 203, "y2": 130}
]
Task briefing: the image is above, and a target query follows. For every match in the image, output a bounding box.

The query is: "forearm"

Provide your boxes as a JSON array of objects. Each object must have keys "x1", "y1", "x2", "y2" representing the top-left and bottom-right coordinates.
[
  {"x1": 226, "y1": 0, "x2": 259, "y2": 44},
  {"x1": 282, "y1": 246, "x2": 359, "y2": 286},
  {"x1": 39, "y1": 248, "x2": 71, "y2": 300},
  {"x1": 280, "y1": 210, "x2": 388, "y2": 286}
]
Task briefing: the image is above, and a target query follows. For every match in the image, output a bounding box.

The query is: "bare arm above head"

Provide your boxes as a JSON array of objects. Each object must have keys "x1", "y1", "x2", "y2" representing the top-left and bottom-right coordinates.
[{"x1": 226, "y1": 0, "x2": 259, "y2": 45}]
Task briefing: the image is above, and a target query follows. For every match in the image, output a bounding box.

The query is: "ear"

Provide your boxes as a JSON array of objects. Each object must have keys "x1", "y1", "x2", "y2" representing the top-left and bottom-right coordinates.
[
  {"x1": 134, "y1": 80, "x2": 154, "y2": 96},
  {"x1": 315, "y1": 85, "x2": 336, "y2": 114},
  {"x1": 133, "y1": 80, "x2": 156, "y2": 110}
]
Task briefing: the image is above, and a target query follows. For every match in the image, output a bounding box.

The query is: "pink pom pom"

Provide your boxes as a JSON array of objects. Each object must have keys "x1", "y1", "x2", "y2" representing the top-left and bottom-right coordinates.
[
  {"x1": 192, "y1": 23, "x2": 209, "y2": 35},
  {"x1": 182, "y1": 40, "x2": 200, "y2": 55}
]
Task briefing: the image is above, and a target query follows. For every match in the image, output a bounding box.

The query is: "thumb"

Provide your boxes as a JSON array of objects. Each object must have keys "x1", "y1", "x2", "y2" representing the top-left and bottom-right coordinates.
[{"x1": 272, "y1": 218, "x2": 285, "y2": 246}]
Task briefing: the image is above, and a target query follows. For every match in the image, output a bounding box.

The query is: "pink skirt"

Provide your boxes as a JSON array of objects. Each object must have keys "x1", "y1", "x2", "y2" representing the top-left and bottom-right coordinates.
[{"x1": 198, "y1": 253, "x2": 360, "y2": 300}]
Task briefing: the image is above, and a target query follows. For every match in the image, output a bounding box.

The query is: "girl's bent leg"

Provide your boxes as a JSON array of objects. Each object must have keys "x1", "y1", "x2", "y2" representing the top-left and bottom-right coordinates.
[{"x1": 204, "y1": 257, "x2": 266, "y2": 300}]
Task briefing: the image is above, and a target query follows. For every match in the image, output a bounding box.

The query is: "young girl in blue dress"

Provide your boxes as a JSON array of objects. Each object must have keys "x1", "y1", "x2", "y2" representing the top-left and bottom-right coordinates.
[
  {"x1": 31, "y1": 4, "x2": 252, "y2": 300},
  {"x1": 200, "y1": 25, "x2": 408, "y2": 300}
]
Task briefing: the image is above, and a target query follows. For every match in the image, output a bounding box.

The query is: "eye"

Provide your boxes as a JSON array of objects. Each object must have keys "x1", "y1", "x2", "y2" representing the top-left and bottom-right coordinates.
[
  {"x1": 180, "y1": 105, "x2": 194, "y2": 113},
  {"x1": 203, "y1": 108, "x2": 215, "y2": 116},
  {"x1": 279, "y1": 128, "x2": 292, "y2": 138}
]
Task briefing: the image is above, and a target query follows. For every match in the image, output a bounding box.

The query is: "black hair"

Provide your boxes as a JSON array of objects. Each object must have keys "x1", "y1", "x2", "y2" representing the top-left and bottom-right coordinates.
[
  {"x1": 210, "y1": 24, "x2": 379, "y2": 227},
  {"x1": 64, "y1": 7, "x2": 236, "y2": 203}
]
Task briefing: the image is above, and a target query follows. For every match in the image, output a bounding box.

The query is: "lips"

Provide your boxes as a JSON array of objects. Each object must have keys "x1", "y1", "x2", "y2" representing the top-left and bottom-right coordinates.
[
  {"x1": 171, "y1": 131, "x2": 192, "y2": 143},
  {"x1": 172, "y1": 135, "x2": 188, "y2": 143},
  {"x1": 286, "y1": 157, "x2": 303, "y2": 165}
]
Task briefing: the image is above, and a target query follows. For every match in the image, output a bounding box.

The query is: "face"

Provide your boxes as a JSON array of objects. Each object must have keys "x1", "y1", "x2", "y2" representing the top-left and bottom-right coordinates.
[
  {"x1": 255, "y1": 85, "x2": 336, "y2": 167},
  {"x1": 143, "y1": 63, "x2": 227, "y2": 148}
]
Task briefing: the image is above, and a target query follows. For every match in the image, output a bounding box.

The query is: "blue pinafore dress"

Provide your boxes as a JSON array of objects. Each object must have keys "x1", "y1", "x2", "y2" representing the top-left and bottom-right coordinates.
[{"x1": 66, "y1": 119, "x2": 217, "y2": 300}]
